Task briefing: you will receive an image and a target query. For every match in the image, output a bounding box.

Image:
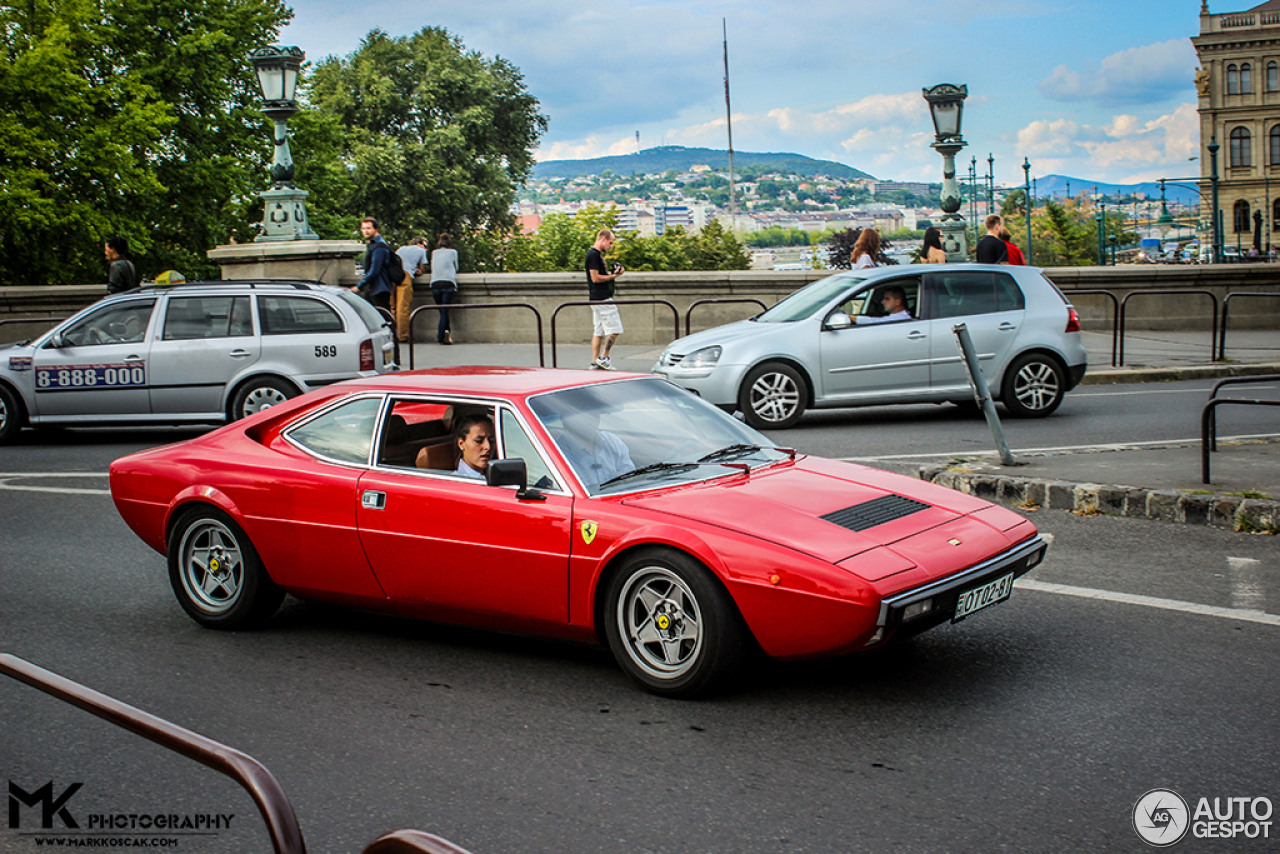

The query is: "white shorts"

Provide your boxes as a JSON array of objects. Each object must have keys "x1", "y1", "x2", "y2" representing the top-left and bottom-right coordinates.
[{"x1": 591, "y1": 303, "x2": 623, "y2": 336}]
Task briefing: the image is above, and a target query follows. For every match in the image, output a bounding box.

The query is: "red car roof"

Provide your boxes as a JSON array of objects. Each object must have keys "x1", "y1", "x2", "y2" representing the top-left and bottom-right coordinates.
[{"x1": 327, "y1": 366, "x2": 652, "y2": 400}]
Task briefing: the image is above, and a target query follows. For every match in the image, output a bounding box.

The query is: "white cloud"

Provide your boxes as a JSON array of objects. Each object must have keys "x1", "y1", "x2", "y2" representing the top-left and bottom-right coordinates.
[
  {"x1": 1016, "y1": 103, "x2": 1200, "y2": 180},
  {"x1": 1039, "y1": 39, "x2": 1198, "y2": 106}
]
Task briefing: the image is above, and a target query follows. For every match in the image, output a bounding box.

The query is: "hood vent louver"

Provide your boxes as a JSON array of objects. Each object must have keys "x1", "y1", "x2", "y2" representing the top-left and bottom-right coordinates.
[{"x1": 821, "y1": 495, "x2": 930, "y2": 532}]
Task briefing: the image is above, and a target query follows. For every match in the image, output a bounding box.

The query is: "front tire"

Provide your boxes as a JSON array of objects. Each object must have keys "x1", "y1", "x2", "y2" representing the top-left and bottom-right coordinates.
[
  {"x1": 1001, "y1": 353, "x2": 1066, "y2": 418},
  {"x1": 0, "y1": 384, "x2": 24, "y2": 444},
  {"x1": 167, "y1": 506, "x2": 283, "y2": 629},
  {"x1": 230, "y1": 377, "x2": 296, "y2": 421},
  {"x1": 603, "y1": 548, "x2": 748, "y2": 698},
  {"x1": 739, "y1": 362, "x2": 807, "y2": 430}
]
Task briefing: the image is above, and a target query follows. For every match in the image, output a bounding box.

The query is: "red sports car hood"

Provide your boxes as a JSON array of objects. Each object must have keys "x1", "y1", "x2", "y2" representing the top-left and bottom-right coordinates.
[{"x1": 621, "y1": 457, "x2": 1003, "y2": 565}]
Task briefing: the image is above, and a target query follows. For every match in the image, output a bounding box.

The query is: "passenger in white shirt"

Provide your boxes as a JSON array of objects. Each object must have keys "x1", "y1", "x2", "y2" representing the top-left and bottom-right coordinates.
[
  {"x1": 853, "y1": 286, "x2": 912, "y2": 325},
  {"x1": 553, "y1": 409, "x2": 635, "y2": 490}
]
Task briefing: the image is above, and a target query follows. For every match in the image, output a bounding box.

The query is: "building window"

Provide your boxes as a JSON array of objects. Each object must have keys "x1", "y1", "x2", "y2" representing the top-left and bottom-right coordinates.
[
  {"x1": 1242, "y1": 63, "x2": 1254, "y2": 94},
  {"x1": 1231, "y1": 127, "x2": 1252, "y2": 167},
  {"x1": 1228, "y1": 64, "x2": 1240, "y2": 94},
  {"x1": 1269, "y1": 61, "x2": 1279, "y2": 92},
  {"x1": 1274, "y1": 199, "x2": 1280, "y2": 231},
  {"x1": 1272, "y1": 126, "x2": 1280, "y2": 165},
  {"x1": 1234, "y1": 200, "x2": 1251, "y2": 233}
]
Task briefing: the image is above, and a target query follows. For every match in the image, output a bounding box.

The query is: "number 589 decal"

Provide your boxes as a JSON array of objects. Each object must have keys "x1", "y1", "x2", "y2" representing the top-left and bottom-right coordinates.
[{"x1": 314, "y1": 345, "x2": 338, "y2": 358}]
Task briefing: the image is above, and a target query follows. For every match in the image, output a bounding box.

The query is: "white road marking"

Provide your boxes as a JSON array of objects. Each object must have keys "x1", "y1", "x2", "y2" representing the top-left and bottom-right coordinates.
[
  {"x1": 1227, "y1": 556, "x2": 1267, "y2": 612},
  {"x1": 842, "y1": 433, "x2": 1280, "y2": 462},
  {"x1": 1076, "y1": 385, "x2": 1278, "y2": 398},
  {"x1": 1016, "y1": 578, "x2": 1280, "y2": 627},
  {"x1": 0, "y1": 472, "x2": 111, "y2": 496}
]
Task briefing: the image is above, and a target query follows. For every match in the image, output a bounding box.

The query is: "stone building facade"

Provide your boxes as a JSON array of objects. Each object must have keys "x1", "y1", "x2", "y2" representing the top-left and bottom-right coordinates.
[{"x1": 1193, "y1": 0, "x2": 1280, "y2": 251}]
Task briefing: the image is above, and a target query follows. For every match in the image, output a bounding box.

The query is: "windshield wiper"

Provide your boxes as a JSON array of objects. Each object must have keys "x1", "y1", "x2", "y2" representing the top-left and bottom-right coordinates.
[
  {"x1": 598, "y1": 461, "x2": 700, "y2": 488},
  {"x1": 698, "y1": 443, "x2": 796, "y2": 463}
]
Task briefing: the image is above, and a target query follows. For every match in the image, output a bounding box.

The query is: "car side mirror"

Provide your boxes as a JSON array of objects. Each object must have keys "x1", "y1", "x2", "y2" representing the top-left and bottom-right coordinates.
[
  {"x1": 486, "y1": 458, "x2": 546, "y2": 501},
  {"x1": 47, "y1": 333, "x2": 65, "y2": 349},
  {"x1": 824, "y1": 312, "x2": 853, "y2": 331}
]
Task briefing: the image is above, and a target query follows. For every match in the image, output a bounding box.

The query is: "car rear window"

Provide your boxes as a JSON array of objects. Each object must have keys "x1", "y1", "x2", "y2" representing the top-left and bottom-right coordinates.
[
  {"x1": 163, "y1": 296, "x2": 252, "y2": 339},
  {"x1": 260, "y1": 296, "x2": 344, "y2": 335},
  {"x1": 334, "y1": 289, "x2": 388, "y2": 333}
]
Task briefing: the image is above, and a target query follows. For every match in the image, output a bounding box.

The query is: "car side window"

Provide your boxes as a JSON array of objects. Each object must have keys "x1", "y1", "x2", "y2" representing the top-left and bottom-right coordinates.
[
  {"x1": 259, "y1": 296, "x2": 344, "y2": 335},
  {"x1": 57, "y1": 300, "x2": 156, "y2": 347},
  {"x1": 500, "y1": 408, "x2": 561, "y2": 491},
  {"x1": 163, "y1": 296, "x2": 252, "y2": 340},
  {"x1": 926, "y1": 272, "x2": 1022, "y2": 320},
  {"x1": 286, "y1": 396, "x2": 381, "y2": 464},
  {"x1": 833, "y1": 277, "x2": 920, "y2": 321}
]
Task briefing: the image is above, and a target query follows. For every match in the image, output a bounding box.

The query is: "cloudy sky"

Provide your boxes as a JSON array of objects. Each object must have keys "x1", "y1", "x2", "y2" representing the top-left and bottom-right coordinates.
[{"x1": 280, "y1": 0, "x2": 1211, "y2": 186}]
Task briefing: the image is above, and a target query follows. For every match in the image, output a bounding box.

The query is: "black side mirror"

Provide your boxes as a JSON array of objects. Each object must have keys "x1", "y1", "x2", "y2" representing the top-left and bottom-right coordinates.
[{"x1": 486, "y1": 458, "x2": 546, "y2": 501}]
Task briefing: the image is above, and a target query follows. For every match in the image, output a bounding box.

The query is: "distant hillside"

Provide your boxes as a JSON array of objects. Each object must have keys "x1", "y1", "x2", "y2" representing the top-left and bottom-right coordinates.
[
  {"x1": 1035, "y1": 174, "x2": 1201, "y2": 205},
  {"x1": 533, "y1": 145, "x2": 876, "y2": 181}
]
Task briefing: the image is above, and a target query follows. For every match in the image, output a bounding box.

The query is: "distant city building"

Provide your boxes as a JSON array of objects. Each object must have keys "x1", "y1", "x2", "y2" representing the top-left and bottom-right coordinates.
[
  {"x1": 873, "y1": 181, "x2": 931, "y2": 196},
  {"x1": 1193, "y1": 1, "x2": 1280, "y2": 244}
]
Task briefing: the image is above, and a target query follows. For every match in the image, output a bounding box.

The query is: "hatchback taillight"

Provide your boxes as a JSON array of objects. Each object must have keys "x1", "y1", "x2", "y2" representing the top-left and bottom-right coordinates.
[
  {"x1": 1065, "y1": 307, "x2": 1080, "y2": 333},
  {"x1": 360, "y1": 339, "x2": 375, "y2": 371}
]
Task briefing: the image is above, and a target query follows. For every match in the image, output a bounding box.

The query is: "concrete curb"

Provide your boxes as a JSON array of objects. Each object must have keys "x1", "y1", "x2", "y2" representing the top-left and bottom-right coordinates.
[
  {"x1": 916, "y1": 464, "x2": 1280, "y2": 533},
  {"x1": 1082, "y1": 363, "x2": 1280, "y2": 385}
]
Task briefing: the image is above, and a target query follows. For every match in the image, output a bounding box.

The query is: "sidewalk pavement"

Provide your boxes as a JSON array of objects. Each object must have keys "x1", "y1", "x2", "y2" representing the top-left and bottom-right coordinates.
[{"x1": 394, "y1": 328, "x2": 1280, "y2": 532}]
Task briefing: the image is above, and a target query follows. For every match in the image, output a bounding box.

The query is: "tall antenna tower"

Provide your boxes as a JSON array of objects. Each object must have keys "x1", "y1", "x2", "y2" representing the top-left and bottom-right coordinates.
[{"x1": 723, "y1": 19, "x2": 736, "y2": 226}]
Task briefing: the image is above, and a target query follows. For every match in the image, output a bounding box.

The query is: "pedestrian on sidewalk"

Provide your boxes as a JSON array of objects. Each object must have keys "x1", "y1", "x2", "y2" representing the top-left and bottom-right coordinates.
[
  {"x1": 975, "y1": 214, "x2": 1009, "y2": 264},
  {"x1": 105, "y1": 237, "x2": 140, "y2": 293},
  {"x1": 585, "y1": 228, "x2": 624, "y2": 370},
  {"x1": 394, "y1": 237, "x2": 428, "y2": 343},
  {"x1": 430, "y1": 233, "x2": 459, "y2": 345},
  {"x1": 1000, "y1": 227, "x2": 1025, "y2": 265},
  {"x1": 920, "y1": 227, "x2": 946, "y2": 263},
  {"x1": 850, "y1": 228, "x2": 881, "y2": 269},
  {"x1": 354, "y1": 218, "x2": 393, "y2": 310}
]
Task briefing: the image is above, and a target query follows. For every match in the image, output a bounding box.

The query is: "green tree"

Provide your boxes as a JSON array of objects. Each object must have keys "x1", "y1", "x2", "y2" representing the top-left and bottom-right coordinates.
[
  {"x1": 305, "y1": 27, "x2": 548, "y2": 252},
  {"x1": 0, "y1": 0, "x2": 290, "y2": 286}
]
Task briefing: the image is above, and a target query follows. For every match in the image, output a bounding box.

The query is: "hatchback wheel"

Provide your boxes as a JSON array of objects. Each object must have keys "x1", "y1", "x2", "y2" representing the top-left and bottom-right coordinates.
[
  {"x1": 231, "y1": 377, "x2": 296, "y2": 420},
  {"x1": 739, "y1": 362, "x2": 807, "y2": 430},
  {"x1": 1001, "y1": 353, "x2": 1066, "y2": 418},
  {"x1": 604, "y1": 549, "x2": 747, "y2": 698},
  {"x1": 167, "y1": 506, "x2": 283, "y2": 629}
]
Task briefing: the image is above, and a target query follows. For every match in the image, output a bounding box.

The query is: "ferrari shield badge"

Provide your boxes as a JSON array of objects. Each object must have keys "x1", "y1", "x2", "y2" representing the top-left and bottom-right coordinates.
[{"x1": 580, "y1": 521, "x2": 598, "y2": 545}]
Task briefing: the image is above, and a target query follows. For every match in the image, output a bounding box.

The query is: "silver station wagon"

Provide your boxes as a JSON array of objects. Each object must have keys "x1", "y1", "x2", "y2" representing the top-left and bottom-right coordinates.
[
  {"x1": 654, "y1": 265, "x2": 1087, "y2": 429},
  {"x1": 0, "y1": 281, "x2": 396, "y2": 443}
]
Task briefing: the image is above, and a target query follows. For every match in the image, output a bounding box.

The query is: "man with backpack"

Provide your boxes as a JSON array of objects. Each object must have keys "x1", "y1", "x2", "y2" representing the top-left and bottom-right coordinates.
[{"x1": 354, "y1": 218, "x2": 397, "y2": 310}]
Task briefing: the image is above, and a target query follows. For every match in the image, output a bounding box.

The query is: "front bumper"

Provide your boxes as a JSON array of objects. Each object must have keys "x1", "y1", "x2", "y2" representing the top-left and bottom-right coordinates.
[
  {"x1": 872, "y1": 535, "x2": 1048, "y2": 643},
  {"x1": 652, "y1": 362, "x2": 748, "y2": 408}
]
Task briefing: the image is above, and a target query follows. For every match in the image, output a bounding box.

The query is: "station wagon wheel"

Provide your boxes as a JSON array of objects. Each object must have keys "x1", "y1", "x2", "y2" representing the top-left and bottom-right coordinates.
[
  {"x1": 0, "y1": 384, "x2": 24, "y2": 444},
  {"x1": 739, "y1": 362, "x2": 807, "y2": 430},
  {"x1": 1001, "y1": 352, "x2": 1066, "y2": 418},
  {"x1": 167, "y1": 506, "x2": 283, "y2": 629},
  {"x1": 604, "y1": 548, "x2": 748, "y2": 698},
  {"x1": 230, "y1": 377, "x2": 296, "y2": 421}
]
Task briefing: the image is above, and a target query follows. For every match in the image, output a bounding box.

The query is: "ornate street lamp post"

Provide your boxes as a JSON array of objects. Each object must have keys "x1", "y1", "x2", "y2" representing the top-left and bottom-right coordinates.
[
  {"x1": 923, "y1": 83, "x2": 969, "y2": 261},
  {"x1": 1207, "y1": 135, "x2": 1221, "y2": 263},
  {"x1": 250, "y1": 45, "x2": 318, "y2": 241},
  {"x1": 1022, "y1": 157, "x2": 1033, "y2": 264}
]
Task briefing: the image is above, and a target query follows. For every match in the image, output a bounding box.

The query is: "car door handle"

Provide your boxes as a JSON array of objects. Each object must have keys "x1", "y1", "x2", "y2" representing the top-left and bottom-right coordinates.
[
  {"x1": 998, "y1": 322, "x2": 1017, "y2": 332},
  {"x1": 361, "y1": 490, "x2": 386, "y2": 510},
  {"x1": 229, "y1": 349, "x2": 253, "y2": 358},
  {"x1": 907, "y1": 331, "x2": 927, "y2": 340},
  {"x1": 123, "y1": 355, "x2": 144, "y2": 362}
]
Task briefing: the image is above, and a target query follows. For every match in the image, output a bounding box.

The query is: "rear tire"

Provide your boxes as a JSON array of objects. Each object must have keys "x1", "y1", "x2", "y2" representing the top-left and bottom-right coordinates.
[
  {"x1": 0, "y1": 385, "x2": 24, "y2": 444},
  {"x1": 739, "y1": 362, "x2": 807, "y2": 430},
  {"x1": 230, "y1": 377, "x2": 296, "y2": 421},
  {"x1": 1001, "y1": 353, "x2": 1066, "y2": 418},
  {"x1": 603, "y1": 548, "x2": 748, "y2": 698},
  {"x1": 167, "y1": 506, "x2": 283, "y2": 629}
]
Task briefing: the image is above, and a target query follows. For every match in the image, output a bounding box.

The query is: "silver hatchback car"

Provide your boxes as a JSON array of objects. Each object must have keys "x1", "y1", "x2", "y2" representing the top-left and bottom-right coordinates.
[
  {"x1": 0, "y1": 281, "x2": 396, "y2": 443},
  {"x1": 654, "y1": 265, "x2": 1087, "y2": 429}
]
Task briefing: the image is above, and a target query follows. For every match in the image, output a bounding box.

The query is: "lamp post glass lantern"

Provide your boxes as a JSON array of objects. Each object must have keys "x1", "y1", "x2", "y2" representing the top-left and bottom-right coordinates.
[
  {"x1": 923, "y1": 83, "x2": 969, "y2": 261},
  {"x1": 249, "y1": 45, "x2": 318, "y2": 242}
]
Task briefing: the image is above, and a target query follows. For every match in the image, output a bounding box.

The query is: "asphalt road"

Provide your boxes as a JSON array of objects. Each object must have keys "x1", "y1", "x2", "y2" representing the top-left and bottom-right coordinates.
[{"x1": 2, "y1": 384, "x2": 1278, "y2": 854}]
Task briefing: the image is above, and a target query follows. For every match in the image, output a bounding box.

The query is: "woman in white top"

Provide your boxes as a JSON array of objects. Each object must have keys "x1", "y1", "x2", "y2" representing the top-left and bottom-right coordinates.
[
  {"x1": 850, "y1": 228, "x2": 881, "y2": 269},
  {"x1": 430, "y1": 233, "x2": 459, "y2": 344}
]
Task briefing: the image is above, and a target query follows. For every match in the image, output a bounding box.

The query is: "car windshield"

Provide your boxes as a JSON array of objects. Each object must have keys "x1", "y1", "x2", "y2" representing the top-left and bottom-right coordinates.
[
  {"x1": 754, "y1": 272, "x2": 867, "y2": 322},
  {"x1": 335, "y1": 288, "x2": 389, "y2": 333},
  {"x1": 529, "y1": 378, "x2": 790, "y2": 495}
]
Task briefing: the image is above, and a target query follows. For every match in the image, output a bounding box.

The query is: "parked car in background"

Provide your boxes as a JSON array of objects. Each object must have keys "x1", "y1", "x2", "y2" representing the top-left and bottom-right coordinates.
[
  {"x1": 654, "y1": 265, "x2": 1087, "y2": 429},
  {"x1": 0, "y1": 280, "x2": 396, "y2": 443},
  {"x1": 1138, "y1": 238, "x2": 1163, "y2": 263},
  {"x1": 109, "y1": 368, "x2": 1048, "y2": 697}
]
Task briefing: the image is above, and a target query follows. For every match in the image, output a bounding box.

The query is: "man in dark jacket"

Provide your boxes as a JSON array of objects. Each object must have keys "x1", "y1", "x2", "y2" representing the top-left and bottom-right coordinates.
[
  {"x1": 105, "y1": 237, "x2": 140, "y2": 293},
  {"x1": 355, "y1": 218, "x2": 393, "y2": 309}
]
